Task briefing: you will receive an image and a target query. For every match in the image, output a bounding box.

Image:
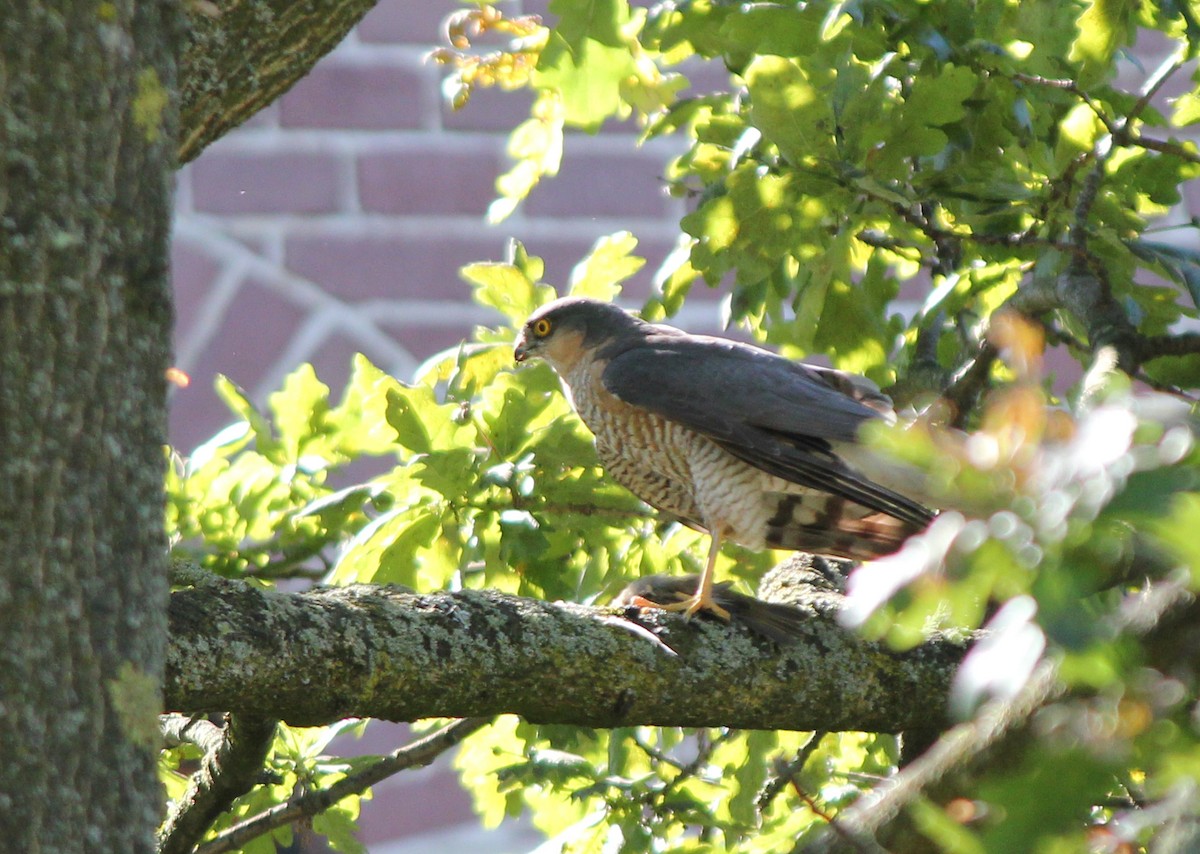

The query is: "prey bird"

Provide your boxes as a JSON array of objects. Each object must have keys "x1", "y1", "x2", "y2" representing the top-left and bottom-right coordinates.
[{"x1": 513, "y1": 297, "x2": 934, "y2": 621}]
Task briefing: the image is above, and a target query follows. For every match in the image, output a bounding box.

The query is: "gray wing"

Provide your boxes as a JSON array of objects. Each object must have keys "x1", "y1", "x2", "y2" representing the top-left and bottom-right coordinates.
[{"x1": 600, "y1": 333, "x2": 932, "y2": 527}]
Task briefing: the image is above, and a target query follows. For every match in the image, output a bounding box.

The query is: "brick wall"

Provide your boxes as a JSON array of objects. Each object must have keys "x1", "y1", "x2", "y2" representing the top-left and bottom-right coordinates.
[{"x1": 170, "y1": 0, "x2": 695, "y2": 451}]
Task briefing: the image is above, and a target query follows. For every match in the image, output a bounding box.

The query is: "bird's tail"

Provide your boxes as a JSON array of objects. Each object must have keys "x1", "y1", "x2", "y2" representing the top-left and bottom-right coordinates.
[{"x1": 765, "y1": 493, "x2": 923, "y2": 562}]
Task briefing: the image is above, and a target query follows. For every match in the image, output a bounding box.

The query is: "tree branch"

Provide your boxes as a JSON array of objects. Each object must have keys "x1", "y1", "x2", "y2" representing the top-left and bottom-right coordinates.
[
  {"x1": 161, "y1": 714, "x2": 224, "y2": 756},
  {"x1": 1135, "y1": 331, "x2": 1200, "y2": 361},
  {"x1": 941, "y1": 339, "x2": 998, "y2": 428},
  {"x1": 164, "y1": 572, "x2": 967, "y2": 733},
  {"x1": 157, "y1": 713, "x2": 278, "y2": 854},
  {"x1": 194, "y1": 717, "x2": 491, "y2": 854},
  {"x1": 178, "y1": 0, "x2": 378, "y2": 162}
]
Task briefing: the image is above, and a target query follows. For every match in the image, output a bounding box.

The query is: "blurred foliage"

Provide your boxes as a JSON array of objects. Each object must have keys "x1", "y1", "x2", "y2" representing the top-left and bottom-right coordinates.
[{"x1": 161, "y1": 0, "x2": 1200, "y2": 852}]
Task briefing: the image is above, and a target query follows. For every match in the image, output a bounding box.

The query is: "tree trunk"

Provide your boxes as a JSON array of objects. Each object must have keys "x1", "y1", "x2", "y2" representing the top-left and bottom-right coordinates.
[{"x1": 0, "y1": 1, "x2": 179, "y2": 849}]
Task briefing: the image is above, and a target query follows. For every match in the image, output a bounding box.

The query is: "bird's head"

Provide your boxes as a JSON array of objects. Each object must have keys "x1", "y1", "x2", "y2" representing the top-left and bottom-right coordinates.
[{"x1": 514, "y1": 297, "x2": 641, "y2": 372}]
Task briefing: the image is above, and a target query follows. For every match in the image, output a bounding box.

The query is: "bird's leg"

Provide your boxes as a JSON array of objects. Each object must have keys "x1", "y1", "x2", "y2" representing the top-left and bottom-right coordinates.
[{"x1": 658, "y1": 534, "x2": 732, "y2": 622}]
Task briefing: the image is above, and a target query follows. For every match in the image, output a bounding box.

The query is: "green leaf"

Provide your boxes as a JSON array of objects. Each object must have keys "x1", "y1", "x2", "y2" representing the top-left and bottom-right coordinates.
[
  {"x1": 717, "y1": 5, "x2": 820, "y2": 63},
  {"x1": 463, "y1": 262, "x2": 543, "y2": 327},
  {"x1": 330, "y1": 355, "x2": 404, "y2": 456},
  {"x1": 268, "y1": 363, "x2": 331, "y2": 458},
  {"x1": 312, "y1": 805, "x2": 366, "y2": 854},
  {"x1": 215, "y1": 375, "x2": 280, "y2": 457},
  {"x1": 568, "y1": 231, "x2": 644, "y2": 300},
  {"x1": 727, "y1": 730, "x2": 773, "y2": 826},
  {"x1": 1172, "y1": 89, "x2": 1200, "y2": 126},
  {"x1": 1070, "y1": 0, "x2": 1137, "y2": 85},
  {"x1": 744, "y1": 55, "x2": 836, "y2": 165},
  {"x1": 1127, "y1": 237, "x2": 1200, "y2": 308},
  {"x1": 412, "y1": 447, "x2": 479, "y2": 498},
  {"x1": 384, "y1": 385, "x2": 437, "y2": 455},
  {"x1": 533, "y1": 0, "x2": 638, "y2": 131},
  {"x1": 490, "y1": 102, "x2": 566, "y2": 222},
  {"x1": 977, "y1": 747, "x2": 1116, "y2": 851},
  {"x1": 878, "y1": 64, "x2": 977, "y2": 168},
  {"x1": 375, "y1": 512, "x2": 443, "y2": 586},
  {"x1": 294, "y1": 481, "x2": 385, "y2": 527},
  {"x1": 184, "y1": 420, "x2": 252, "y2": 475}
]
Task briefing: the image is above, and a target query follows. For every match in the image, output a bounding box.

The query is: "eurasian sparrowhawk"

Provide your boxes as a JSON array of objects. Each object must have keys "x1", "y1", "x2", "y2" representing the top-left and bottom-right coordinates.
[{"x1": 513, "y1": 296, "x2": 934, "y2": 620}]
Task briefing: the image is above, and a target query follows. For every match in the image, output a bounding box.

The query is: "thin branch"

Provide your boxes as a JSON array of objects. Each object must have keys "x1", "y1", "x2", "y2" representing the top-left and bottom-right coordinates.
[
  {"x1": 193, "y1": 717, "x2": 491, "y2": 854},
  {"x1": 758, "y1": 731, "x2": 828, "y2": 813},
  {"x1": 1118, "y1": 134, "x2": 1200, "y2": 164},
  {"x1": 854, "y1": 229, "x2": 926, "y2": 262},
  {"x1": 632, "y1": 732, "x2": 687, "y2": 771},
  {"x1": 1131, "y1": 369, "x2": 1200, "y2": 402},
  {"x1": 1071, "y1": 152, "x2": 1109, "y2": 252},
  {"x1": 1127, "y1": 48, "x2": 1187, "y2": 128},
  {"x1": 659, "y1": 729, "x2": 734, "y2": 800},
  {"x1": 161, "y1": 714, "x2": 225, "y2": 755},
  {"x1": 247, "y1": 563, "x2": 328, "y2": 581},
  {"x1": 1011, "y1": 72, "x2": 1115, "y2": 133},
  {"x1": 790, "y1": 776, "x2": 879, "y2": 854},
  {"x1": 506, "y1": 494, "x2": 652, "y2": 521},
  {"x1": 1136, "y1": 331, "x2": 1200, "y2": 361},
  {"x1": 941, "y1": 340, "x2": 998, "y2": 428},
  {"x1": 157, "y1": 714, "x2": 279, "y2": 854}
]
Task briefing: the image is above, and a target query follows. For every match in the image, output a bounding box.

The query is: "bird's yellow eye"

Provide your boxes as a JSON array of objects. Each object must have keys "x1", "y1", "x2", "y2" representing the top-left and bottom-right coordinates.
[{"x1": 533, "y1": 318, "x2": 553, "y2": 337}]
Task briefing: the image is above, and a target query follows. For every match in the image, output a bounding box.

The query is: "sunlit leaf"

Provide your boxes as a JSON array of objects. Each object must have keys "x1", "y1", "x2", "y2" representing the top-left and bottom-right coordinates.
[{"x1": 568, "y1": 231, "x2": 644, "y2": 300}]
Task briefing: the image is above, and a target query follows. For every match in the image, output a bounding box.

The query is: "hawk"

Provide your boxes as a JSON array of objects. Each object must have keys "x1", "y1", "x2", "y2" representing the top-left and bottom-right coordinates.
[{"x1": 513, "y1": 296, "x2": 934, "y2": 620}]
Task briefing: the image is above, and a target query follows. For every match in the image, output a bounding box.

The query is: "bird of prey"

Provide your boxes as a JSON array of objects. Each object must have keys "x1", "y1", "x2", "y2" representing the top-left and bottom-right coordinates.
[{"x1": 513, "y1": 296, "x2": 934, "y2": 621}]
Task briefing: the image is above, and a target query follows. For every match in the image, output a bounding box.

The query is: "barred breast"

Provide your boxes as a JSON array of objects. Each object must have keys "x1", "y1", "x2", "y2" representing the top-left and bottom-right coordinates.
[
  {"x1": 563, "y1": 360, "x2": 778, "y2": 546},
  {"x1": 560, "y1": 359, "x2": 917, "y2": 561}
]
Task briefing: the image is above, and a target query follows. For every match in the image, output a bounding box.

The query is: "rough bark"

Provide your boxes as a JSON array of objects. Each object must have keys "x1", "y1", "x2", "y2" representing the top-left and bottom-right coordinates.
[
  {"x1": 0, "y1": 2, "x2": 179, "y2": 850},
  {"x1": 157, "y1": 713, "x2": 278, "y2": 854},
  {"x1": 178, "y1": 0, "x2": 379, "y2": 162},
  {"x1": 164, "y1": 570, "x2": 967, "y2": 732}
]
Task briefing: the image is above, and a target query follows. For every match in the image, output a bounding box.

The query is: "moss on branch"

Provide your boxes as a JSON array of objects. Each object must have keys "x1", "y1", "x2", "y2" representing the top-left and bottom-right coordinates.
[{"x1": 165, "y1": 570, "x2": 966, "y2": 733}]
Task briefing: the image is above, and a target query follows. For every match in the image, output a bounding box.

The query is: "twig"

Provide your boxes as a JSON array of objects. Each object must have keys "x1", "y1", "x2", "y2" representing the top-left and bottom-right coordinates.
[
  {"x1": 1126, "y1": 49, "x2": 1186, "y2": 128},
  {"x1": 658, "y1": 729, "x2": 734, "y2": 799},
  {"x1": 1011, "y1": 72, "x2": 1114, "y2": 132},
  {"x1": 1119, "y1": 134, "x2": 1200, "y2": 164},
  {"x1": 632, "y1": 732, "x2": 687, "y2": 771},
  {"x1": 758, "y1": 731, "x2": 828, "y2": 813},
  {"x1": 161, "y1": 714, "x2": 224, "y2": 755},
  {"x1": 504, "y1": 494, "x2": 651, "y2": 521},
  {"x1": 1071, "y1": 152, "x2": 1108, "y2": 252},
  {"x1": 790, "y1": 776, "x2": 879, "y2": 854},
  {"x1": 854, "y1": 229, "x2": 925, "y2": 261},
  {"x1": 1135, "y1": 331, "x2": 1200, "y2": 361},
  {"x1": 941, "y1": 340, "x2": 999, "y2": 428},
  {"x1": 194, "y1": 717, "x2": 492, "y2": 854},
  {"x1": 248, "y1": 563, "x2": 327, "y2": 581},
  {"x1": 157, "y1": 714, "x2": 279, "y2": 854}
]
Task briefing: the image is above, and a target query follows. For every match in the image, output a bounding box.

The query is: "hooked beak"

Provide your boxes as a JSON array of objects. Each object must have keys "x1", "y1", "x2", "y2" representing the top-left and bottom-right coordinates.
[{"x1": 513, "y1": 332, "x2": 530, "y2": 363}]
